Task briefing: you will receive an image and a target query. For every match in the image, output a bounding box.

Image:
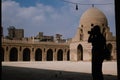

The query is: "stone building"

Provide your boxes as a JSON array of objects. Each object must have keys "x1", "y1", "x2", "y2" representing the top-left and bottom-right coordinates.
[
  {"x1": 70, "y1": 7, "x2": 116, "y2": 61},
  {"x1": 35, "y1": 32, "x2": 54, "y2": 42},
  {"x1": 7, "y1": 26, "x2": 24, "y2": 40},
  {"x1": 2, "y1": 39, "x2": 70, "y2": 61},
  {"x1": 1, "y1": 7, "x2": 116, "y2": 62}
]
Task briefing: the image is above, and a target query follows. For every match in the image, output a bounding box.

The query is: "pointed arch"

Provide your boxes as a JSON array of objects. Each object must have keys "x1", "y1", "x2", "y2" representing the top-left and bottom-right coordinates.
[
  {"x1": 47, "y1": 49, "x2": 53, "y2": 61},
  {"x1": 10, "y1": 47, "x2": 18, "y2": 61},
  {"x1": 57, "y1": 49, "x2": 63, "y2": 61},
  {"x1": 35, "y1": 48, "x2": 42, "y2": 61},
  {"x1": 23, "y1": 48, "x2": 30, "y2": 61},
  {"x1": 107, "y1": 43, "x2": 113, "y2": 60},
  {"x1": 67, "y1": 50, "x2": 70, "y2": 61},
  {"x1": 77, "y1": 44, "x2": 83, "y2": 61},
  {"x1": 103, "y1": 27, "x2": 106, "y2": 38},
  {"x1": 1, "y1": 47, "x2": 4, "y2": 61}
]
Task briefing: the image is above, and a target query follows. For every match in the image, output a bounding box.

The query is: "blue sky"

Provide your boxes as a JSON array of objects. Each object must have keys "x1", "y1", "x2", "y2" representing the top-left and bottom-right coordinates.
[
  {"x1": 11, "y1": 0, "x2": 65, "y2": 7},
  {"x1": 2, "y1": 0, "x2": 115, "y2": 38}
]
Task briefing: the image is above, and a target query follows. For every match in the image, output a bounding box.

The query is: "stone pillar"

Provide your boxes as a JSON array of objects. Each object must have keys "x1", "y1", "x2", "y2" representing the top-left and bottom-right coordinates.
[
  {"x1": 70, "y1": 49, "x2": 78, "y2": 61},
  {"x1": 4, "y1": 48, "x2": 8, "y2": 61},
  {"x1": 53, "y1": 52, "x2": 56, "y2": 61},
  {"x1": 63, "y1": 50, "x2": 67, "y2": 61},
  {"x1": 70, "y1": 43, "x2": 78, "y2": 61},
  {"x1": 31, "y1": 48, "x2": 35, "y2": 61},
  {"x1": 42, "y1": 49, "x2": 46, "y2": 61},
  {"x1": 18, "y1": 47, "x2": 20, "y2": 61},
  {"x1": 5, "y1": 47, "x2": 10, "y2": 61},
  {"x1": 18, "y1": 50, "x2": 23, "y2": 61}
]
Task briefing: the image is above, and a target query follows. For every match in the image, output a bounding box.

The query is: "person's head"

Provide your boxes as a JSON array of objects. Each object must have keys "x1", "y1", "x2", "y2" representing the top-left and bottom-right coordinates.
[
  {"x1": 94, "y1": 25, "x2": 100, "y2": 33},
  {"x1": 90, "y1": 25, "x2": 101, "y2": 35}
]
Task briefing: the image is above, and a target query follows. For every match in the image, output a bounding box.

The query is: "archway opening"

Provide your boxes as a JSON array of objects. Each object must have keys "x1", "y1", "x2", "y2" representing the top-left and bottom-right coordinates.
[
  {"x1": 23, "y1": 48, "x2": 30, "y2": 61},
  {"x1": 47, "y1": 49, "x2": 53, "y2": 61},
  {"x1": 67, "y1": 50, "x2": 70, "y2": 61},
  {"x1": 1, "y1": 47, "x2": 4, "y2": 61},
  {"x1": 57, "y1": 49, "x2": 63, "y2": 61},
  {"x1": 107, "y1": 43, "x2": 113, "y2": 60},
  {"x1": 77, "y1": 44, "x2": 83, "y2": 61},
  {"x1": 35, "y1": 48, "x2": 42, "y2": 61},
  {"x1": 10, "y1": 47, "x2": 18, "y2": 61}
]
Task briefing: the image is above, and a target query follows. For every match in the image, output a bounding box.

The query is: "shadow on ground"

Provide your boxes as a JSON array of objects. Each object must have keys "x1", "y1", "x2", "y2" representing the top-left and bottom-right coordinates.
[{"x1": 2, "y1": 66, "x2": 117, "y2": 80}]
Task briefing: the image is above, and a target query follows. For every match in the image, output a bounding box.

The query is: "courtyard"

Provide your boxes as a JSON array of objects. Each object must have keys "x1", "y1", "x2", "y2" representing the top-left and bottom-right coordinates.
[{"x1": 2, "y1": 61, "x2": 117, "y2": 80}]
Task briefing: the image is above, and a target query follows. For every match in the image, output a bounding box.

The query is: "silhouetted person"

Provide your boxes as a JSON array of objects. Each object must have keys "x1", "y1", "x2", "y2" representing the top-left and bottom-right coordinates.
[{"x1": 88, "y1": 25, "x2": 106, "y2": 80}]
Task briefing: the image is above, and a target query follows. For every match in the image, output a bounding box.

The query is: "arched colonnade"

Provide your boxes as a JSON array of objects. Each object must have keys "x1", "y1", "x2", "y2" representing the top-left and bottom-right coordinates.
[{"x1": 1, "y1": 45, "x2": 70, "y2": 62}]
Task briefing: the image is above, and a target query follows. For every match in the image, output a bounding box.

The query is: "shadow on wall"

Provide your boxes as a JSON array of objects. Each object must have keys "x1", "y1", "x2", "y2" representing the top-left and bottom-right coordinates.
[{"x1": 2, "y1": 66, "x2": 117, "y2": 80}]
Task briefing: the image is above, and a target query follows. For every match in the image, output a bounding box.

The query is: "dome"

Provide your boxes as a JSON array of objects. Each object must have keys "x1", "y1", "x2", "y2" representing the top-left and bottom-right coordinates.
[
  {"x1": 80, "y1": 7, "x2": 108, "y2": 27},
  {"x1": 78, "y1": 7, "x2": 108, "y2": 41}
]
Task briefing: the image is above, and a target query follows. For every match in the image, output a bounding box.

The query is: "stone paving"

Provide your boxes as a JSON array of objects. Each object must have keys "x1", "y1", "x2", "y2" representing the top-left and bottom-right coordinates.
[{"x1": 2, "y1": 61, "x2": 117, "y2": 80}]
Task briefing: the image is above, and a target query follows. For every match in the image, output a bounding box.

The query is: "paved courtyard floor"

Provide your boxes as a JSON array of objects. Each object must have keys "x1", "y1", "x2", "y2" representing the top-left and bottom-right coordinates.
[{"x1": 2, "y1": 61, "x2": 117, "y2": 80}]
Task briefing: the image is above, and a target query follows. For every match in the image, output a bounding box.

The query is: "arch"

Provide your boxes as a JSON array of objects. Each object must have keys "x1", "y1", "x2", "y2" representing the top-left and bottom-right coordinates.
[
  {"x1": 23, "y1": 48, "x2": 30, "y2": 61},
  {"x1": 106, "y1": 43, "x2": 113, "y2": 60},
  {"x1": 80, "y1": 29, "x2": 84, "y2": 41},
  {"x1": 67, "y1": 50, "x2": 70, "y2": 61},
  {"x1": 1, "y1": 47, "x2": 4, "y2": 61},
  {"x1": 47, "y1": 49, "x2": 53, "y2": 61},
  {"x1": 103, "y1": 27, "x2": 106, "y2": 37},
  {"x1": 10, "y1": 47, "x2": 18, "y2": 61},
  {"x1": 77, "y1": 44, "x2": 83, "y2": 61},
  {"x1": 57, "y1": 49, "x2": 63, "y2": 61},
  {"x1": 35, "y1": 48, "x2": 42, "y2": 61}
]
